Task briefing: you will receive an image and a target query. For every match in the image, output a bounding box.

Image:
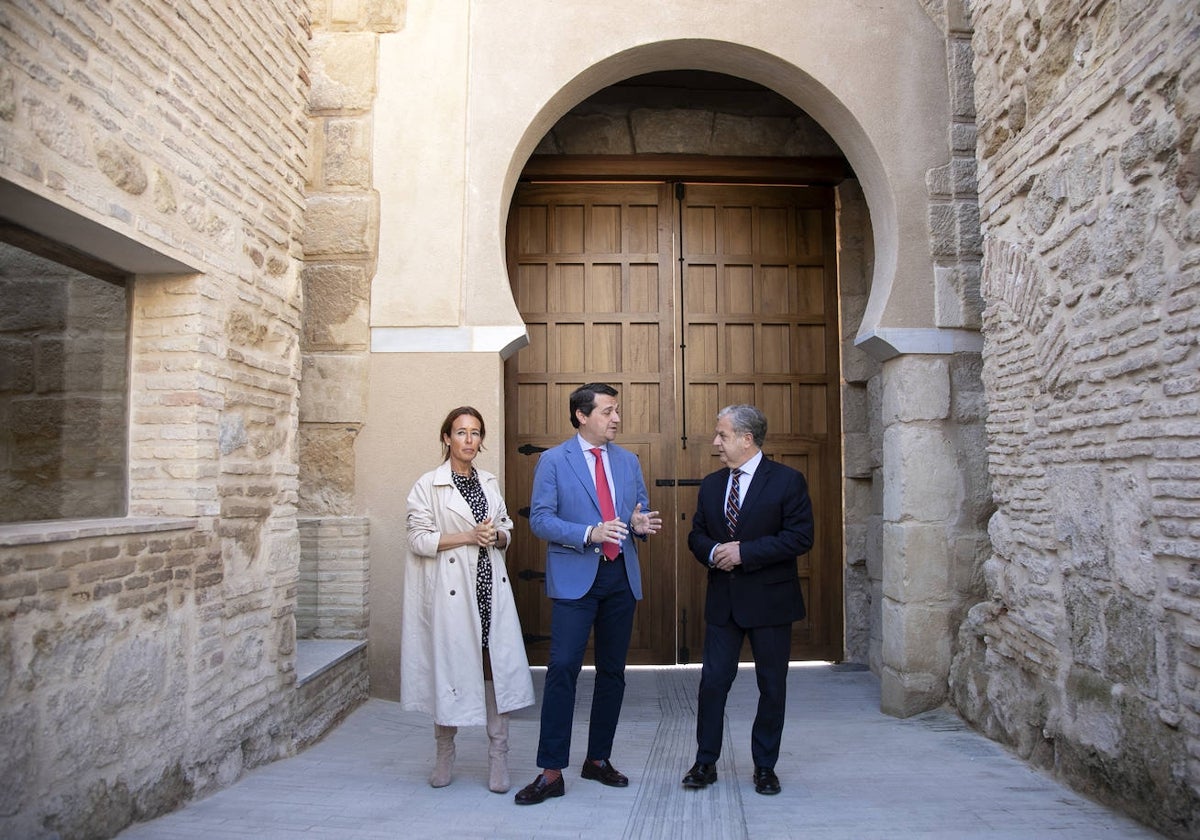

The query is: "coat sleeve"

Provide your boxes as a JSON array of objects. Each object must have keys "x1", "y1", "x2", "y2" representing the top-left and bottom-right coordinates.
[
  {"x1": 406, "y1": 473, "x2": 442, "y2": 558},
  {"x1": 529, "y1": 447, "x2": 589, "y2": 550},
  {"x1": 687, "y1": 475, "x2": 720, "y2": 567},
  {"x1": 614, "y1": 448, "x2": 652, "y2": 542},
  {"x1": 485, "y1": 473, "x2": 514, "y2": 544}
]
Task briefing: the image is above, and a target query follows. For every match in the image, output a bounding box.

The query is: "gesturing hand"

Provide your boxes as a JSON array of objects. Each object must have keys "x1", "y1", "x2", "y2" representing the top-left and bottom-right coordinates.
[{"x1": 631, "y1": 502, "x2": 662, "y2": 536}]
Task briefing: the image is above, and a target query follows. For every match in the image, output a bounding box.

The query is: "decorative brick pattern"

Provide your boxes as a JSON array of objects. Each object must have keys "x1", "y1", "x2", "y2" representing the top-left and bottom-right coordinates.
[
  {"x1": 0, "y1": 1, "x2": 318, "y2": 837},
  {"x1": 953, "y1": 2, "x2": 1200, "y2": 835}
]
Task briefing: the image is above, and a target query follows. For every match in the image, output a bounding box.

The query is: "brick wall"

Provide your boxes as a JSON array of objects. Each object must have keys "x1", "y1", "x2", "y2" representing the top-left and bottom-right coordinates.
[
  {"x1": 0, "y1": 1, "x2": 311, "y2": 838},
  {"x1": 0, "y1": 521, "x2": 210, "y2": 837},
  {"x1": 952, "y1": 2, "x2": 1200, "y2": 835}
]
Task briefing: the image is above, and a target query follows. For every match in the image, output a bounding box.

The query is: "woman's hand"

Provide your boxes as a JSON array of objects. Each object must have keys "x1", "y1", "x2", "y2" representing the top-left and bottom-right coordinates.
[
  {"x1": 471, "y1": 518, "x2": 503, "y2": 548},
  {"x1": 437, "y1": 518, "x2": 506, "y2": 552}
]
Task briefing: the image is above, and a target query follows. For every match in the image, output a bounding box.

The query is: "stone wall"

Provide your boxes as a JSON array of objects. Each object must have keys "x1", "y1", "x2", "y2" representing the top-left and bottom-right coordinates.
[
  {"x1": 838, "y1": 180, "x2": 884, "y2": 667},
  {"x1": 294, "y1": 0, "x2": 400, "y2": 659},
  {"x1": 1, "y1": 521, "x2": 215, "y2": 838},
  {"x1": 953, "y1": 1, "x2": 1200, "y2": 835},
  {"x1": 0, "y1": 1, "x2": 312, "y2": 837}
]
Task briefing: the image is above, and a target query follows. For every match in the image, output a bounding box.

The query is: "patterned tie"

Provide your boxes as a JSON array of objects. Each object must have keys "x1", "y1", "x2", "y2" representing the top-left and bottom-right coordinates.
[
  {"x1": 590, "y1": 448, "x2": 620, "y2": 560},
  {"x1": 725, "y1": 468, "x2": 742, "y2": 536}
]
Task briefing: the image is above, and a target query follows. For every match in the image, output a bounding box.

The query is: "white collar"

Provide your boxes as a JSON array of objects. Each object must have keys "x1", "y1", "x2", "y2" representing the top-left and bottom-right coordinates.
[
  {"x1": 578, "y1": 435, "x2": 607, "y2": 454},
  {"x1": 732, "y1": 449, "x2": 764, "y2": 479}
]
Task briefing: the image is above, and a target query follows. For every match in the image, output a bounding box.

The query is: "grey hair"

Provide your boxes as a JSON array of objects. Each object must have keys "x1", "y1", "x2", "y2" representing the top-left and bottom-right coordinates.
[{"x1": 718, "y1": 404, "x2": 767, "y2": 447}]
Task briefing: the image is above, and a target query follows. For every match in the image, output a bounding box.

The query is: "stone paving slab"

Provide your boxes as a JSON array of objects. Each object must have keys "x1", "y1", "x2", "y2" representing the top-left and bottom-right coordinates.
[{"x1": 116, "y1": 664, "x2": 1163, "y2": 839}]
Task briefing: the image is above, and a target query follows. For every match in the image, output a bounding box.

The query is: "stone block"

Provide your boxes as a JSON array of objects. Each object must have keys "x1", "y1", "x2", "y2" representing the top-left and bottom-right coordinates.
[
  {"x1": 299, "y1": 427, "x2": 359, "y2": 515},
  {"x1": 309, "y1": 33, "x2": 378, "y2": 112},
  {"x1": 301, "y1": 194, "x2": 377, "y2": 258},
  {"x1": 321, "y1": 117, "x2": 373, "y2": 188},
  {"x1": 711, "y1": 114, "x2": 797, "y2": 156},
  {"x1": 866, "y1": 513, "x2": 884, "y2": 582},
  {"x1": 630, "y1": 108, "x2": 714, "y2": 155},
  {"x1": 843, "y1": 432, "x2": 875, "y2": 479},
  {"x1": 950, "y1": 38, "x2": 976, "y2": 120},
  {"x1": 302, "y1": 263, "x2": 370, "y2": 349},
  {"x1": 882, "y1": 522, "x2": 952, "y2": 603},
  {"x1": 555, "y1": 113, "x2": 634, "y2": 155},
  {"x1": 879, "y1": 662, "x2": 946, "y2": 718},
  {"x1": 882, "y1": 356, "x2": 950, "y2": 423},
  {"x1": 300, "y1": 353, "x2": 368, "y2": 424},
  {"x1": 929, "y1": 202, "x2": 958, "y2": 258},
  {"x1": 882, "y1": 598, "x2": 952, "y2": 684},
  {"x1": 883, "y1": 423, "x2": 960, "y2": 522},
  {"x1": 843, "y1": 477, "x2": 875, "y2": 521},
  {"x1": 842, "y1": 338, "x2": 878, "y2": 385}
]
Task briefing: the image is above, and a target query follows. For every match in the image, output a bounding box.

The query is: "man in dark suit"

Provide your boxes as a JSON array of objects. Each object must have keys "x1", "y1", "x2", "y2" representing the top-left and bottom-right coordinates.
[
  {"x1": 681, "y1": 404, "x2": 814, "y2": 796},
  {"x1": 514, "y1": 383, "x2": 662, "y2": 805}
]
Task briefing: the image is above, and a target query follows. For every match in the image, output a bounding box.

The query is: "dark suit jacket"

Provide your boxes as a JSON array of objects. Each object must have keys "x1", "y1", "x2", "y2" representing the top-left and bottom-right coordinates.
[{"x1": 688, "y1": 456, "x2": 814, "y2": 628}]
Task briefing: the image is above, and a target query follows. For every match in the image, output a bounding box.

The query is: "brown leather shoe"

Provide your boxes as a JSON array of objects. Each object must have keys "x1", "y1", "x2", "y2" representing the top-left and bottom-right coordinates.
[
  {"x1": 682, "y1": 762, "x2": 718, "y2": 789},
  {"x1": 513, "y1": 773, "x2": 565, "y2": 805},
  {"x1": 580, "y1": 758, "x2": 629, "y2": 787}
]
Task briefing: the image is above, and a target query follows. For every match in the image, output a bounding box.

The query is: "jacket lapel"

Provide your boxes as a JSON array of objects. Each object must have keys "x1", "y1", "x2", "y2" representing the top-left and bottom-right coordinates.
[
  {"x1": 605, "y1": 447, "x2": 623, "y2": 517},
  {"x1": 437, "y1": 461, "x2": 476, "y2": 525},
  {"x1": 737, "y1": 457, "x2": 772, "y2": 526},
  {"x1": 566, "y1": 442, "x2": 603, "y2": 517}
]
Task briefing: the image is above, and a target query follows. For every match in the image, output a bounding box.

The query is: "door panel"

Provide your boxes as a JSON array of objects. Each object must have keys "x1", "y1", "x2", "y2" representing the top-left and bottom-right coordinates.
[
  {"x1": 506, "y1": 179, "x2": 842, "y2": 666},
  {"x1": 505, "y1": 184, "x2": 676, "y2": 665}
]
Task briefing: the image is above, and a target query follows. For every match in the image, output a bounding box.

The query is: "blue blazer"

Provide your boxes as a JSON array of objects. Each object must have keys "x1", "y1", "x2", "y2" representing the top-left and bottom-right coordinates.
[
  {"x1": 688, "y1": 456, "x2": 813, "y2": 628},
  {"x1": 529, "y1": 438, "x2": 650, "y2": 600}
]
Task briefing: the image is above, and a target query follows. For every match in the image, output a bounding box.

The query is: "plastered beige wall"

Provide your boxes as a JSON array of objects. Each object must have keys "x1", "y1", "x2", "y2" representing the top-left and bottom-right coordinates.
[
  {"x1": 364, "y1": 0, "x2": 961, "y2": 697},
  {"x1": 360, "y1": 352, "x2": 506, "y2": 699},
  {"x1": 371, "y1": 0, "x2": 953, "y2": 337}
]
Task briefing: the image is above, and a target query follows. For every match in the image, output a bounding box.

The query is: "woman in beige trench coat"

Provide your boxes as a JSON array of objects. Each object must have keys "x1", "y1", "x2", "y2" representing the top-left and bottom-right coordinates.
[{"x1": 401, "y1": 406, "x2": 535, "y2": 794}]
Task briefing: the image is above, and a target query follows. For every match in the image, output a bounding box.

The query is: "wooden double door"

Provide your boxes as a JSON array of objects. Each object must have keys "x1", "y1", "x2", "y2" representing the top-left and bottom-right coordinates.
[{"x1": 503, "y1": 179, "x2": 842, "y2": 665}]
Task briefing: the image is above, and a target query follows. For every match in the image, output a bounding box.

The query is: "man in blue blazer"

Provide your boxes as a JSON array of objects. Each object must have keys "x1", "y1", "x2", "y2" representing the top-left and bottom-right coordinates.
[
  {"x1": 514, "y1": 383, "x2": 662, "y2": 805},
  {"x1": 681, "y1": 404, "x2": 814, "y2": 796}
]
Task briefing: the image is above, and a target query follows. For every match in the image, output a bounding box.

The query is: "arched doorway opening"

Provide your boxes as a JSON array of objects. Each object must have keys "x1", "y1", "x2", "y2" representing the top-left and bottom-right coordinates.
[{"x1": 500, "y1": 72, "x2": 870, "y2": 666}]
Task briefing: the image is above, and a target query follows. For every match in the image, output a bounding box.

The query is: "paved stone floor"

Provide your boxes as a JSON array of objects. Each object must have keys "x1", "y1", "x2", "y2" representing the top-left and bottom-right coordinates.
[{"x1": 116, "y1": 664, "x2": 1164, "y2": 839}]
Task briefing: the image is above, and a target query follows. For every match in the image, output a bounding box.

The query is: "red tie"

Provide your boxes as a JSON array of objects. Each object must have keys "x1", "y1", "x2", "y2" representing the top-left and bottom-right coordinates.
[{"x1": 590, "y1": 448, "x2": 620, "y2": 560}]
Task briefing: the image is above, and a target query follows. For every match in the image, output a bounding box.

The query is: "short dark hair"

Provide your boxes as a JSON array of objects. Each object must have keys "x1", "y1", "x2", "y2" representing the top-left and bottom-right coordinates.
[
  {"x1": 439, "y1": 406, "x2": 486, "y2": 461},
  {"x1": 718, "y1": 404, "x2": 767, "y2": 448},
  {"x1": 569, "y1": 382, "x2": 618, "y2": 428}
]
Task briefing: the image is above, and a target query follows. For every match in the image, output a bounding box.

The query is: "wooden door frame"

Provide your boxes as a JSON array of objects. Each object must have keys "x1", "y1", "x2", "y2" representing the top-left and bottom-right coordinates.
[
  {"x1": 520, "y1": 154, "x2": 852, "y2": 186},
  {"x1": 506, "y1": 155, "x2": 848, "y2": 664}
]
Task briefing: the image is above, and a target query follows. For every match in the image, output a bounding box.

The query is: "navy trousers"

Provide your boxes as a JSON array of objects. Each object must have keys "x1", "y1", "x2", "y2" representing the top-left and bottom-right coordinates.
[
  {"x1": 695, "y1": 618, "x2": 792, "y2": 769},
  {"x1": 536, "y1": 557, "x2": 636, "y2": 770}
]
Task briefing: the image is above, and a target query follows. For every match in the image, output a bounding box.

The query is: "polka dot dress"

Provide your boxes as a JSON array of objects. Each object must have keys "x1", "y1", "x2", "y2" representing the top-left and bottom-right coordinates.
[{"x1": 451, "y1": 468, "x2": 493, "y2": 649}]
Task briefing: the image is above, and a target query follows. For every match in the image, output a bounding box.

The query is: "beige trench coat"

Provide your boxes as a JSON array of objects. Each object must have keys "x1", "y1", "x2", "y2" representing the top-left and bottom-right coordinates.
[{"x1": 400, "y1": 461, "x2": 535, "y2": 726}]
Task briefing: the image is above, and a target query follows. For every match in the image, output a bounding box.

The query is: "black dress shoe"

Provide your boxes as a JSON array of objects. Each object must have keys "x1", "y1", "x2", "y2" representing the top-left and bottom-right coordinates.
[
  {"x1": 580, "y1": 758, "x2": 629, "y2": 787},
  {"x1": 513, "y1": 773, "x2": 565, "y2": 805},
  {"x1": 753, "y1": 766, "x2": 781, "y2": 795},
  {"x1": 682, "y1": 762, "x2": 718, "y2": 789}
]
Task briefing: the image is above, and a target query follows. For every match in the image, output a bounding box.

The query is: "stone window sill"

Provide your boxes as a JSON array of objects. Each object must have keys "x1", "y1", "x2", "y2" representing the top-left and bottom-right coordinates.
[
  {"x1": 296, "y1": 639, "x2": 368, "y2": 686},
  {"x1": 0, "y1": 516, "x2": 197, "y2": 547}
]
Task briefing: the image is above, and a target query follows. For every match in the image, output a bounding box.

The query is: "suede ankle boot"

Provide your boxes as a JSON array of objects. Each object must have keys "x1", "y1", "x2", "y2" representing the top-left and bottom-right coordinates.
[
  {"x1": 430, "y1": 724, "x2": 457, "y2": 788},
  {"x1": 484, "y1": 682, "x2": 510, "y2": 793}
]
